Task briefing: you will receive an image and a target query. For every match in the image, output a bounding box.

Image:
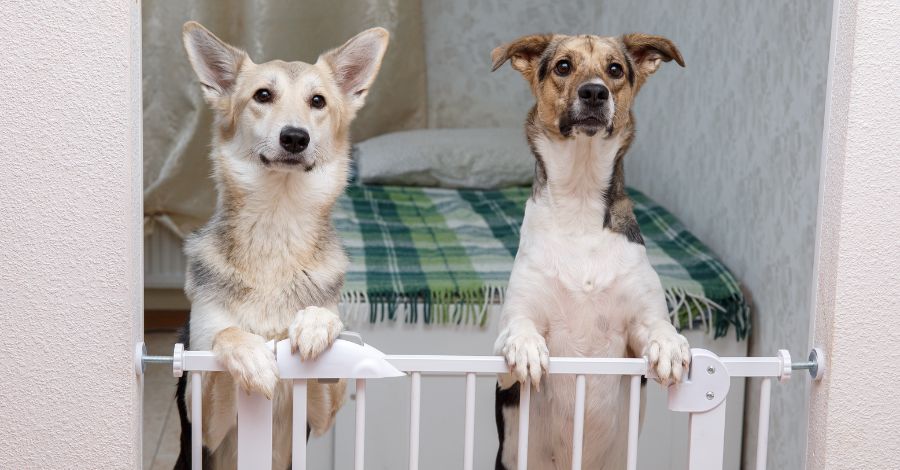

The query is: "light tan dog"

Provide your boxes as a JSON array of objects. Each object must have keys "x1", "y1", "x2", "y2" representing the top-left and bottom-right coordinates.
[
  {"x1": 491, "y1": 33, "x2": 690, "y2": 469},
  {"x1": 174, "y1": 21, "x2": 389, "y2": 469}
]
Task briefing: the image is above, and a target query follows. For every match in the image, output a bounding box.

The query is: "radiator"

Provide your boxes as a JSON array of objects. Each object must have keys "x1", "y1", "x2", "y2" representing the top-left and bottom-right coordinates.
[
  {"x1": 144, "y1": 227, "x2": 186, "y2": 289},
  {"x1": 136, "y1": 337, "x2": 824, "y2": 470}
]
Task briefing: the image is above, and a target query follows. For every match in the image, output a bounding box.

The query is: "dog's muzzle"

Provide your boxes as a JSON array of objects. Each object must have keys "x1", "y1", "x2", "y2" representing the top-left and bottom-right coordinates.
[
  {"x1": 279, "y1": 126, "x2": 310, "y2": 154},
  {"x1": 259, "y1": 126, "x2": 316, "y2": 171},
  {"x1": 560, "y1": 83, "x2": 613, "y2": 137},
  {"x1": 577, "y1": 83, "x2": 609, "y2": 108}
]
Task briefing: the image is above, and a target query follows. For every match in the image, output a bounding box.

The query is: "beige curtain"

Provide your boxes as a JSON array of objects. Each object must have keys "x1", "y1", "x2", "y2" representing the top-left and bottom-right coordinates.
[{"x1": 143, "y1": 0, "x2": 427, "y2": 236}]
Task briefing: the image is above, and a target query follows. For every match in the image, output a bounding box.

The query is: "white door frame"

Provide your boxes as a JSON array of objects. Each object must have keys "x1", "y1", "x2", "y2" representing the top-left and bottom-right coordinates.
[
  {"x1": 806, "y1": 0, "x2": 900, "y2": 468},
  {"x1": 0, "y1": 1, "x2": 143, "y2": 468}
]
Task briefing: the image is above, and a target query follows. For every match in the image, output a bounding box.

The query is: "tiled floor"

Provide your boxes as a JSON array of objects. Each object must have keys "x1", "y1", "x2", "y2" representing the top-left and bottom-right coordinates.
[{"x1": 143, "y1": 331, "x2": 181, "y2": 469}]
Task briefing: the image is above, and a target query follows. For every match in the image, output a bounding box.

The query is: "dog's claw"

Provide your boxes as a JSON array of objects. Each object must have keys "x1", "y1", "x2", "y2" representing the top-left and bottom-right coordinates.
[{"x1": 290, "y1": 306, "x2": 344, "y2": 361}]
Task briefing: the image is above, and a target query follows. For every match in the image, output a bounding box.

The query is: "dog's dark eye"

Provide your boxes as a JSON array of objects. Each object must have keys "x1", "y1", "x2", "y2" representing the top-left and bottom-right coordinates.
[
  {"x1": 554, "y1": 60, "x2": 572, "y2": 77},
  {"x1": 253, "y1": 88, "x2": 273, "y2": 103},
  {"x1": 607, "y1": 63, "x2": 624, "y2": 79},
  {"x1": 310, "y1": 94, "x2": 326, "y2": 109}
]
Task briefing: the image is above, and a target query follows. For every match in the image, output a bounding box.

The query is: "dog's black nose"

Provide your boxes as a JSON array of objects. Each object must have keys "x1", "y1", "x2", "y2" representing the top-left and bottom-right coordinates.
[
  {"x1": 577, "y1": 83, "x2": 610, "y2": 107},
  {"x1": 279, "y1": 126, "x2": 310, "y2": 154}
]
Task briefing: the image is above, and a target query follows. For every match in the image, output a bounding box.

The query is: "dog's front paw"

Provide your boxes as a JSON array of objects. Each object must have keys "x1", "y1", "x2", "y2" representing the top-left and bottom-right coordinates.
[
  {"x1": 214, "y1": 332, "x2": 279, "y2": 399},
  {"x1": 500, "y1": 331, "x2": 549, "y2": 389},
  {"x1": 289, "y1": 306, "x2": 344, "y2": 360},
  {"x1": 647, "y1": 331, "x2": 691, "y2": 386}
]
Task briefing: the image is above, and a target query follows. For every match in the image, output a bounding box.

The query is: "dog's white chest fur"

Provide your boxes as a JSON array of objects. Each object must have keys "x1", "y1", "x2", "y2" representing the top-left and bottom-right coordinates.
[
  {"x1": 526, "y1": 217, "x2": 644, "y2": 297},
  {"x1": 514, "y1": 134, "x2": 647, "y2": 357},
  {"x1": 522, "y1": 222, "x2": 645, "y2": 357}
]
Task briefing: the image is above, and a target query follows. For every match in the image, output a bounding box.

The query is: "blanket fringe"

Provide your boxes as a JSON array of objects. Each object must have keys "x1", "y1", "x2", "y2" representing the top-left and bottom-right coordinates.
[
  {"x1": 664, "y1": 287, "x2": 749, "y2": 340},
  {"x1": 338, "y1": 285, "x2": 505, "y2": 327},
  {"x1": 338, "y1": 285, "x2": 749, "y2": 340}
]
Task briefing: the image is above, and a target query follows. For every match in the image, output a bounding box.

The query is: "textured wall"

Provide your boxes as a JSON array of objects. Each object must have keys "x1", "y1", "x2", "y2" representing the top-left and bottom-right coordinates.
[
  {"x1": 423, "y1": 0, "x2": 602, "y2": 128},
  {"x1": 808, "y1": 0, "x2": 900, "y2": 468},
  {"x1": 592, "y1": 3, "x2": 832, "y2": 469},
  {"x1": 0, "y1": 1, "x2": 144, "y2": 468},
  {"x1": 423, "y1": 1, "x2": 832, "y2": 469}
]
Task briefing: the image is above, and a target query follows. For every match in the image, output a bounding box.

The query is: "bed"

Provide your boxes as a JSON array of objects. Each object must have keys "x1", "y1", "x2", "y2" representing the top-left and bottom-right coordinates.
[{"x1": 334, "y1": 184, "x2": 749, "y2": 340}]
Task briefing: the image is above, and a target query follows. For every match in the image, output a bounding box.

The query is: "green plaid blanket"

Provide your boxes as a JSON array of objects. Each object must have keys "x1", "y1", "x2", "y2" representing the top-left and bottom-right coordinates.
[{"x1": 334, "y1": 185, "x2": 749, "y2": 340}]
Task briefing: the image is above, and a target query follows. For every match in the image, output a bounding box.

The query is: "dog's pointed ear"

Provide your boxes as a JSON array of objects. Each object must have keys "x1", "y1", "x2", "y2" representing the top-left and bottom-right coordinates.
[
  {"x1": 182, "y1": 21, "x2": 248, "y2": 100},
  {"x1": 320, "y1": 27, "x2": 390, "y2": 111},
  {"x1": 491, "y1": 34, "x2": 554, "y2": 78},
  {"x1": 622, "y1": 33, "x2": 684, "y2": 87}
]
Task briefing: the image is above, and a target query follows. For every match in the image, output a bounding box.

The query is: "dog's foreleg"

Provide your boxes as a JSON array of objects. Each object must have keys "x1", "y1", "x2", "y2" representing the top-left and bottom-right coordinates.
[
  {"x1": 626, "y1": 270, "x2": 691, "y2": 385},
  {"x1": 495, "y1": 262, "x2": 550, "y2": 390}
]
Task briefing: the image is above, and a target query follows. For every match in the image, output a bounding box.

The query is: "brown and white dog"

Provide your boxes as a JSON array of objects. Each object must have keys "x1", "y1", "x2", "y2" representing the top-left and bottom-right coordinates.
[
  {"x1": 173, "y1": 22, "x2": 389, "y2": 469},
  {"x1": 491, "y1": 33, "x2": 690, "y2": 469}
]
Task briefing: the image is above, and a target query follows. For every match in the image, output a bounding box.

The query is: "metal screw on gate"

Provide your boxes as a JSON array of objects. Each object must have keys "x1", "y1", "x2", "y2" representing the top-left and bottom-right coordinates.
[
  {"x1": 707, "y1": 366, "x2": 715, "y2": 375},
  {"x1": 706, "y1": 391, "x2": 715, "y2": 400}
]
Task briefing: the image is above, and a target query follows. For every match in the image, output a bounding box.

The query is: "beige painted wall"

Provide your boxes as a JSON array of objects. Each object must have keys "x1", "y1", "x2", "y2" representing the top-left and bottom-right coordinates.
[
  {"x1": 0, "y1": 1, "x2": 143, "y2": 468},
  {"x1": 807, "y1": 0, "x2": 900, "y2": 468}
]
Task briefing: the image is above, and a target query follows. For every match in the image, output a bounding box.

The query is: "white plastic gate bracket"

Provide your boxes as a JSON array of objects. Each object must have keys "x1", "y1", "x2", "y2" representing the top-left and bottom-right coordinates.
[
  {"x1": 173, "y1": 342, "x2": 184, "y2": 378},
  {"x1": 668, "y1": 349, "x2": 731, "y2": 470},
  {"x1": 276, "y1": 338, "x2": 405, "y2": 380},
  {"x1": 134, "y1": 342, "x2": 147, "y2": 376},
  {"x1": 777, "y1": 349, "x2": 792, "y2": 383}
]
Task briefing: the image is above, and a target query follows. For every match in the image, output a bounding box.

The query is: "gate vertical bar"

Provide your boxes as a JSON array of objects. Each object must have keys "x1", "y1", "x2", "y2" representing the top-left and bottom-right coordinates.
[
  {"x1": 463, "y1": 373, "x2": 476, "y2": 470},
  {"x1": 571, "y1": 374, "x2": 586, "y2": 470},
  {"x1": 237, "y1": 389, "x2": 273, "y2": 470},
  {"x1": 409, "y1": 372, "x2": 421, "y2": 470},
  {"x1": 191, "y1": 371, "x2": 202, "y2": 470},
  {"x1": 517, "y1": 380, "x2": 531, "y2": 469},
  {"x1": 755, "y1": 378, "x2": 772, "y2": 470},
  {"x1": 686, "y1": 401, "x2": 728, "y2": 470},
  {"x1": 292, "y1": 379, "x2": 308, "y2": 470},
  {"x1": 626, "y1": 375, "x2": 641, "y2": 470},
  {"x1": 355, "y1": 379, "x2": 367, "y2": 470}
]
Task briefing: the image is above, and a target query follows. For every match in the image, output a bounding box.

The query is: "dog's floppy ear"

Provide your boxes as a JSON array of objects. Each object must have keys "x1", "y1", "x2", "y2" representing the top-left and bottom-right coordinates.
[
  {"x1": 622, "y1": 33, "x2": 684, "y2": 88},
  {"x1": 491, "y1": 34, "x2": 554, "y2": 79},
  {"x1": 182, "y1": 21, "x2": 248, "y2": 101},
  {"x1": 320, "y1": 27, "x2": 390, "y2": 112}
]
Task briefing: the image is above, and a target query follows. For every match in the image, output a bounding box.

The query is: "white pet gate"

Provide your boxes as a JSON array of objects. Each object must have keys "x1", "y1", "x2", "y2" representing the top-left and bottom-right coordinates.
[{"x1": 135, "y1": 333, "x2": 825, "y2": 470}]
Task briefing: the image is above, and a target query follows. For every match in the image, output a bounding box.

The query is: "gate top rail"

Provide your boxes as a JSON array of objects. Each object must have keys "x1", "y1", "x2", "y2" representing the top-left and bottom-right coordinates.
[{"x1": 135, "y1": 334, "x2": 825, "y2": 382}]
